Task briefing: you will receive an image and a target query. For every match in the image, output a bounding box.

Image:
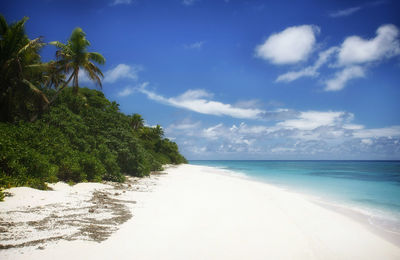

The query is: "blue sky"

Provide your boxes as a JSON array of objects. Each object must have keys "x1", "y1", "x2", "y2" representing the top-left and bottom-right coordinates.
[{"x1": 2, "y1": 0, "x2": 400, "y2": 159}]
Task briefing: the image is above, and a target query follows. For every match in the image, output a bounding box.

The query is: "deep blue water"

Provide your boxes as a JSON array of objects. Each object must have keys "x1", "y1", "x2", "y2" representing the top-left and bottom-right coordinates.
[{"x1": 190, "y1": 160, "x2": 400, "y2": 232}]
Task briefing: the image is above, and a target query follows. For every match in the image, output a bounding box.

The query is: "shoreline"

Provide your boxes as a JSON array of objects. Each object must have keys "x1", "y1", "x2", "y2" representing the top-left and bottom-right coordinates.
[
  {"x1": 195, "y1": 164, "x2": 400, "y2": 247},
  {"x1": 1, "y1": 164, "x2": 400, "y2": 259},
  {"x1": 315, "y1": 200, "x2": 400, "y2": 247}
]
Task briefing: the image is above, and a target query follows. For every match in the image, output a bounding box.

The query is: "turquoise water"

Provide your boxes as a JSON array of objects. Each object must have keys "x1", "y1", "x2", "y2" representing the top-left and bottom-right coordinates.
[{"x1": 190, "y1": 160, "x2": 400, "y2": 233}]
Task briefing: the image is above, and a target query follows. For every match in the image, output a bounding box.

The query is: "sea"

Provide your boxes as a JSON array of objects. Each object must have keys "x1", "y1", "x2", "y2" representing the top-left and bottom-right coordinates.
[{"x1": 190, "y1": 160, "x2": 400, "y2": 236}]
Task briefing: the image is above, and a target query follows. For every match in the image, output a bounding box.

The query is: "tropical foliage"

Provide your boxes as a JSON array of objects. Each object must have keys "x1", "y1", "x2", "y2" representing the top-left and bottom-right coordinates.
[
  {"x1": 49, "y1": 27, "x2": 105, "y2": 96},
  {"x1": 0, "y1": 15, "x2": 187, "y2": 195},
  {"x1": 0, "y1": 15, "x2": 48, "y2": 122}
]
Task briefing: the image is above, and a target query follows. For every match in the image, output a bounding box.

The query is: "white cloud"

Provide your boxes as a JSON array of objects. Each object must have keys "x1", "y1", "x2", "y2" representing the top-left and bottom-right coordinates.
[
  {"x1": 275, "y1": 24, "x2": 400, "y2": 91},
  {"x1": 110, "y1": 0, "x2": 132, "y2": 6},
  {"x1": 230, "y1": 122, "x2": 270, "y2": 135},
  {"x1": 278, "y1": 111, "x2": 349, "y2": 130},
  {"x1": 255, "y1": 25, "x2": 319, "y2": 65},
  {"x1": 104, "y1": 64, "x2": 142, "y2": 83},
  {"x1": 271, "y1": 147, "x2": 296, "y2": 153},
  {"x1": 337, "y1": 24, "x2": 400, "y2": 66},
  {"x1": 117, "y1": 87, "x2": 135, "y2": 97},
  {"x1": 329, "y1": 1, "x2": 386, "y2": 18},
  {"x1": 343, "y1": 124, "x2": 364, "y2": 130},
  {"x1": 117, "y1": 82, "x2": 148, "y2": 97},
  {"x1": 177, "y1": 89, "x2": 213, "y2": 100},
  {"x1": 203, "y1": 123, "x2": 225, "y2": 139},
  {"x1": 184, "y1": 41, "x2": 205, "y2": 50},
  {"x1": 361, "y1": 138, "x2": 373, "y2": 145},
  {"x1": 276, "y1": 65, "x2": 317, "y2": 83},
  {"x1": 353, "y1": 126, "x2": 400, "y2": 138},
  {"x1": 234, "y1": 99, "x2": 262, "y2": 109},
  {"x1": 192, "y1": 146, "x2": 207, "y2": 154},
  {"x1": 76, "y1": 64, "x2": 141, "y2": 86},
  {"x1": 276, "y1": 47, "x2": 338, "y2": 82},
  {"x1": 164, "y1": 119, "x2": 203, "y2": 141},
  {"x1": 324, "y1": 66, "x2": 365, "y2": 91},
  {"x1": 167, "y1": 121, "x2": 201, "y2": 131},
  {"x1": 138, "y1": 86, "x2": 264, "y2": 119},
  {"x1": 165, "y1": 119, "x2": 201, "y2": 133},
  {"x1": 329, "y1": 6, "x2": 361, "y2": 17}
]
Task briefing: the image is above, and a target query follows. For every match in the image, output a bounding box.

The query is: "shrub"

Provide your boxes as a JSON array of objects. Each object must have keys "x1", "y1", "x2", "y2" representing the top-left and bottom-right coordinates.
[{"x1": 0, "y1": 87, "x2": 187, "y2": 191}]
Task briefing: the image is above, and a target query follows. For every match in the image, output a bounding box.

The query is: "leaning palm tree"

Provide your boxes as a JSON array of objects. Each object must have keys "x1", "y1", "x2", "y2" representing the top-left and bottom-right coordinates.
[{"x1": 49, "y1": 27, "x2": 105, "y2": 98}]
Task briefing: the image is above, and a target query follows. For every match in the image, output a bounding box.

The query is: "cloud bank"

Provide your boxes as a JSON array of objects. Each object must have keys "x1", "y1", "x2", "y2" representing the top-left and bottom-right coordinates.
[{"x1": 167, "y1": 116, "x2": 400, "y2": 159}]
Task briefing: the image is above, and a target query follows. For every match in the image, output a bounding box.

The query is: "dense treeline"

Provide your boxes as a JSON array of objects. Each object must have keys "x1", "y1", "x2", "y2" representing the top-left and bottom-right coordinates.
[{"x1": 0, "y1": 15, "x2": 186, "y2": 194}]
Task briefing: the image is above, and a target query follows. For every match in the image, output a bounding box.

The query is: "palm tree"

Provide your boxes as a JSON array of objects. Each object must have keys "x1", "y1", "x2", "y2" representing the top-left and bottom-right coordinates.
[
  {"x1": 129, "y1": 113, "x2": 144, "y2": 131},
  {"x1": 153, "y1": 125, "x2": 164, "y2": 138},
  {"x1": 42, "y1": 60, "x2": 66, "y2": 89},
  {"x1": 0, "y1": 15, "x2": 48, "y2": 122},
  {"x1": 49, "y1": 27, "x2": 105, "y2": 98},
  {"x1": 29, "y1": 27, "x2": 106, "y2": 121}
]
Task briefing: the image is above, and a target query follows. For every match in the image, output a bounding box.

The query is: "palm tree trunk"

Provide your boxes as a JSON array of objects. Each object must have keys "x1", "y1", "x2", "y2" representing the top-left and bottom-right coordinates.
[
  {"x1": 73, "y1": 69, "x2": 79, "y2": 95},
  {"x1": 49, "y1": 72, "x2": 75, "y2": 104},
  {"x1": 30, "y1": 72, "x2": 74, "y2": 122}
]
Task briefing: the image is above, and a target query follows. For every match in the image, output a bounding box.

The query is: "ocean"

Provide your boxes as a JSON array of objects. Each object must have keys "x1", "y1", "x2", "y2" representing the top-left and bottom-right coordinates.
[{"x1": 190, "y1": 160, "x2": 400, "y2": 235}]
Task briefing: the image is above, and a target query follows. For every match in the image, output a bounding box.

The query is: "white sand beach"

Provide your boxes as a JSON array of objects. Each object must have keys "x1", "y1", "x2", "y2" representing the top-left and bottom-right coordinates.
[{"x1": 1, "y1": 164, "x2": 400, "y2": 260}]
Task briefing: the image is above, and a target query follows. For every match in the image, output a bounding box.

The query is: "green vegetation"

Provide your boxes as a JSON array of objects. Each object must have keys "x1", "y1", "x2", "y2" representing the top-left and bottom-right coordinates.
[{"x1": 0, "y1": 15, "x2": 187, "y2": 195}]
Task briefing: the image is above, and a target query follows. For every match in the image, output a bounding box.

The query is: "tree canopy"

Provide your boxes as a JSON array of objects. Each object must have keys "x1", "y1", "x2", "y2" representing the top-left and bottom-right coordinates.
[
  {"x1": 0, "y1": 15, "x2": 187, "y2": 194},
  {"x1": 0, "y1": 15, "x2": 48, "y2": 122}
]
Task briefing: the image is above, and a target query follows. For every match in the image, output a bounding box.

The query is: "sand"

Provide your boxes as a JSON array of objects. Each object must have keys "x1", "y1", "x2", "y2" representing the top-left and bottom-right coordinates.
[{"x1": 1, "y1": 164, "x2": 400, "y2": 259}]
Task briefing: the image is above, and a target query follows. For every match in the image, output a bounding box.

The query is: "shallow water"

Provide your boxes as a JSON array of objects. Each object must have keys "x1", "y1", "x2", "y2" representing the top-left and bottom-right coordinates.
[{"x1": 190, "y1": 160, "x2": 400, "y2": 234}]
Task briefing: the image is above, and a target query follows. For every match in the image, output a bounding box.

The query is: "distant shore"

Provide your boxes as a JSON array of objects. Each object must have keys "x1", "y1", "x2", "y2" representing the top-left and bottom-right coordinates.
[{"x1": 1, "y1": 164, "x2": 400, "y2": 259}]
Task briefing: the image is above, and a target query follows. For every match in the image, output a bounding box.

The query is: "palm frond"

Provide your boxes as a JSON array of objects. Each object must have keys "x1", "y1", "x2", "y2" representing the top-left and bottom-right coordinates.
[
  {"x1": 49, "y1": 40, "x2": 67, "y2": 49},
  {"x1": 83, "y1": 63, "x2": 102, "y2": 88},
  {"x1": 86, "y1": 61, "x2": 104, "y2": 77},
  {"x1": 88, "y1": 52, "x2": 105, "y2": 65},
  {"x1": 69, "y1": 27, "x2": 90, "y2": 54},
  {"x1": 17, "y1": 37, "x2": 44, "y2": 56}
]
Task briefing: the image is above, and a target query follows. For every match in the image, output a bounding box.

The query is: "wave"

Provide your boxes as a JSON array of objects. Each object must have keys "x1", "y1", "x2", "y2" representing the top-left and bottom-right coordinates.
[{"x1": 314, "y1": 196, "x2": 400, "y2": 237}]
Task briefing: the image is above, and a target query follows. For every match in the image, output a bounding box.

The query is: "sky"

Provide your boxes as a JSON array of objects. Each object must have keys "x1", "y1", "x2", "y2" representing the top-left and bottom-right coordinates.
[{"x1": 2, "y1": 0, "x2": 400, "y2": 160}]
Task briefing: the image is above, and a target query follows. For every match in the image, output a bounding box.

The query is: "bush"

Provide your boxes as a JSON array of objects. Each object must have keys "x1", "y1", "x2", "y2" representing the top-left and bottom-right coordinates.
[
  {"x1": 0, "y1": 87, "x2": 187, "y2": 191},
  {"x1": 80, "y1": 153, "x2": 106, "y2": 182},
  {"x1": 0, "y1": 123, "x2": 58, "y2": 189}
]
